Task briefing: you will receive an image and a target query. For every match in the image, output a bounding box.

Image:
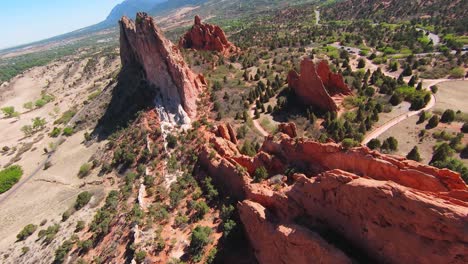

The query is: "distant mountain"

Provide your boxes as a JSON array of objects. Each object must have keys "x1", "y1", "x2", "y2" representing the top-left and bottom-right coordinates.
[
  {"x1": 102, "y1": 0, "x2": 166, "y2": 26},
  {"x1": 150, "y1": 0, "x2": 207, "y2": 15}
]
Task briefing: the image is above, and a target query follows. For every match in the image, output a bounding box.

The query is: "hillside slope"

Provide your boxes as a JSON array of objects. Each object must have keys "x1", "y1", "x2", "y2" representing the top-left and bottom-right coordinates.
[{"x1": 323, "y1": 0, "x2": 468, "y2": 33}]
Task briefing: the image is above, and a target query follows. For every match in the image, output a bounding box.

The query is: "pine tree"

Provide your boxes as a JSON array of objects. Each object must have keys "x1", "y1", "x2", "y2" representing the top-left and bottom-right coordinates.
[
  {"x1": 416, "y1": 82, "x2": 423, "y2": 90},
  {"x1": 407, "y1": 146, "x2": 422, "y2": 162}
]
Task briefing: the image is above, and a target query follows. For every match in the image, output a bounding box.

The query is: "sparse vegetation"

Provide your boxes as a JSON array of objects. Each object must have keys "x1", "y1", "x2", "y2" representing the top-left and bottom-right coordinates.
[
  {"x1": 74, "y1": 191, "x2": 93, "y2": 210},
  {"x1": 78, "y1": 163, "x2": 92, "y2": 178},
  {"x1": 16, "y1": 224, "x2": 37, "y2": 241}
]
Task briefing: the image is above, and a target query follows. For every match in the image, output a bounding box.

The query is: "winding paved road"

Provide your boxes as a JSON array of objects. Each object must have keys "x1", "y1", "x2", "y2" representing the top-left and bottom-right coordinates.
[{"x1": 362, "y1": 78, "x2": 454, "y2": 145}]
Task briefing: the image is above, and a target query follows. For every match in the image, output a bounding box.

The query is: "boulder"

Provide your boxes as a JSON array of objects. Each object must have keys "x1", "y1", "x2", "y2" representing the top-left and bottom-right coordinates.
[{"x1": 278, "y1": 122, "x2": 297, "y2": 138}]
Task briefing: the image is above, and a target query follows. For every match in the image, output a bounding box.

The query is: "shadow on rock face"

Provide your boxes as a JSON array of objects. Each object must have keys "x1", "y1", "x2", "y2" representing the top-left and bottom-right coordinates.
[{"x1": 92, "y1": 64, "x2": 156, "y2": 141}]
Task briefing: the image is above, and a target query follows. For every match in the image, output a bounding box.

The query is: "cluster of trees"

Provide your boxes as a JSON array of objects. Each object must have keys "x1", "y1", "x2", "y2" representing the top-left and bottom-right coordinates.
[
  {"x1": 367, "y1": 137, "x2": 399, "y2": 152},
  {"x1": 323, "y1": 99, "x2": 383, "y2": 144},
  {"x1": 430, "y1": 143, "x2": 468, "y2": 183}
]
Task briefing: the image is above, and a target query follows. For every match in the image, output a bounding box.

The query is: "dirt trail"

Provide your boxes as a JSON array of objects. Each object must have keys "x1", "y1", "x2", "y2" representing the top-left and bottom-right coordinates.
[{"x1": 249, "y1": 107, "x2": 269, "y2": 137}]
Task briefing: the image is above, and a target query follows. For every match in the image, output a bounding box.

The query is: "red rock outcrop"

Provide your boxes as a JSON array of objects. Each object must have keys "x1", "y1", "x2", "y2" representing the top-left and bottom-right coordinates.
[
  {"x1": 278, "y1": 122, "x2": 297, "y2": 138},
  {"x1": 216, "y1": 123, "x2": 238, "y2": 144},
  {"x1": 288, "y1": 59, "x2": 352, "y2": 112},
  {"x1": 198, "y1": 131, "x2": 468, "y2": 264},
  {"x1": 238, "y1": 200, "x2": 352, "y2": 264},
  {"x1": 119, "y1": 12, "x2": 206, "y2": 119},
  {"x1": 179, "y1": 16, "x2": 240, "y2": 56}
]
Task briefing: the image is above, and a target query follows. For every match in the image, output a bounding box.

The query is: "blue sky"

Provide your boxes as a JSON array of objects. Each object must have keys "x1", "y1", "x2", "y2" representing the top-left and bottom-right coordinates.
[{"x1": 0, "y1": 0, "x2": 123, "y2": 49}]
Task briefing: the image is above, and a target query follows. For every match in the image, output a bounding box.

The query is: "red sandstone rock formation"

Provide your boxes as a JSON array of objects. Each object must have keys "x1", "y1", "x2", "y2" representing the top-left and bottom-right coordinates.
[
  {"x1": 216, "y1": 123, "x2": 238, "y2": 144},
  {"x1": 238, "y1": 200, "x2": 352, "y2": 264},
  {"x1": 119, "y1": 13, "x2": 206, "y2": 118},
  {"x1": 288, "y1": 59, "x2": 352, "y2": 112},
  {"x1": 198, "y1": 131, "x2": 468, "y2": 264},
  {"x1": 278, "y1": 122, "x2": 297, "y2": 138},
  {"x1": 179, "y1": 16, "x2": 240, "y2": 56}
]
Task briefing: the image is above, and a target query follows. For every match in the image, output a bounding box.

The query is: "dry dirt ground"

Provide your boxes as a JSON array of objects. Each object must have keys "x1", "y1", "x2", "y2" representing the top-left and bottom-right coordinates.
[
  {"x1": 0, "y1": 51, "x2": 120, "y2": 261},
  {"x1": 433, "y1": 80, "x2": 468, "y2": 112},
  {"x1": 376, "y1": 80, "x2": 468, "y2": 165}
]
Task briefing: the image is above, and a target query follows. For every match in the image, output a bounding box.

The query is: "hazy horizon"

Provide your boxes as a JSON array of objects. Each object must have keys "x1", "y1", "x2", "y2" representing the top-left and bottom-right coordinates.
[{"x1": 0, "y1": 0, "x2": 123, "y2": 50}]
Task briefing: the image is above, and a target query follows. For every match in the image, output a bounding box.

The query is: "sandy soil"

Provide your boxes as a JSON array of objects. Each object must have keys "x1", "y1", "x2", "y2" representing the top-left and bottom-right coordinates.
[
  {"x1": 375, "y1": 80, "x2": 468, "y2": 165},
  {"x1": 433, "y1": 80, "x2": 468, "y2": 112},
  {"x1": 0, "y1": 51, "x2": 120, "y2": 259}
]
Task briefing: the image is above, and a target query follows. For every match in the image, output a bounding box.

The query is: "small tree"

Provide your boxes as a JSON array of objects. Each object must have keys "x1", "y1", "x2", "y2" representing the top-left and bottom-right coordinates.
[
  {"x1": 342, "y1": 138, "x2": 358, "y2": 149},
  {"x1": 1, "y1": 106, "x2": 18, "y2": 118},
  {"x1": 440, "y1": 109, "x2": 455, "y2": 123},
  {"x1": 367, "y1": 139, "x2": 381, "y2": 150},
  {"x1": 426, "y1": 115, "x2": 440, "y2": 129},
  {"x1": 78, "y1": 163, "x2": 92, "y2": 178},
  {"x1": 17, "y1": 224, "x2": 37, "y2": 241},
  {"x1": 190, "y1": 226, "x2": 212, "y2": 261},
  {"x1": 462, "y1": 123, "x2": 468, "y2": 133},
  {"x1": 407, "y1": 146, "x2": 422, "y2": 162},
  {"x1": 357, "y1": 58, "x2": 366, "y2": 68},
  {"x1": 254, "y1": 166, "x2": 268, "y2": 183},
  {"x1": 430, "y1": 85, "x2": 438, "y2": 94},
  {"x1": 417, "y1": 111, "x2": 428, "y2": 124},
  {"x1": 194, "y1": 201, "x2": 209, "y2": 221},
  {"x1": 430, "y1": 143, "x2": 453, "y2": 164},
  {"x1": 32, "y1": 117, "x2": 46, "y2": 130},
  {"x1": 387, "y1": 137, "x2": 398, "y2": 151},
  {"x1": 74, "y1": 191, "x2": 92, "y2": 210}
]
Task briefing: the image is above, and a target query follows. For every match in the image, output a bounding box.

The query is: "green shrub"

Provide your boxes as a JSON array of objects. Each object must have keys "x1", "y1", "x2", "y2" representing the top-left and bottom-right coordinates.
[
  {"x1": 135, "y1": 251, "x2": 147, "y2": 264},
  {"x1": 190, "y1": 226, "x2": 212, "y2": 261},
  {"x1": 54, "y1": 239, "x2": 73, "y2": 264},
  {"x1": 62, "y1": 127, "x2": 74, "y2": 136},
  {"x1": 407, "y1": 146, "x2": 422, "y2": 162},
  {"x1": 254, "y1": 166, "x2": 268, "y2": 183},
  {"x1": 194, "y1": 201, "x2": 209, "y2": 221},
  {"x1": 54, "y1": 110, "x2": 76, "y2": 125},
  {"x1": 1, "y1": 106, "x2": 18, "y2": 118},
  {"x1": 77, "y1": 239, "x2": 93, "y2": 253},
  {"x1": 441, "y1": 109, "x2": 455, "y2": 123},
  {"x1": 462, "y1": 123, "x2": 468, "y2": 133},
  {"x1": 17, "y1": 224, "x2": 37, "y2": 241},
  {"x1": 426, "y1": 115, "x2": 440, "y2": 129},
  {"x1": 0, "y1": 165, "x2": 23, "y2": 194},
  {"x1": 38, "y1": 224, "x2": 60, "y2": 244},
  {"x1": 342, "y1": 138, "x2": 358, "y2": 149},
  {"x1": 75, "y1": 191, "x2": 92, "y2": 210},
  {"x1": 75, "y1": 221, "x2": 86, "y2": 232},
  {"x1": 166, "y1": 134, "x2": 177, "y2": 149},
  {"x1": 367, "y1": 139, "x2": 381, "y2": 150},
  {"x1": 78, "y1": 163, "x2": 92, "y2": 178},
  {"x1": 449, "y1": 67, "x2": 465, "y2": 78},
  {"x1": 49, "y1": 127, "x2": 61, "y2": 138}
]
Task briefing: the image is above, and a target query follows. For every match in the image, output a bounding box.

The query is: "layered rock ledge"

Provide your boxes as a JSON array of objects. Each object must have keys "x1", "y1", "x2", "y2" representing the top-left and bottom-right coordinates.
[{"x1": 199, "y1": 130, "x2": 468, "y2": 264}]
